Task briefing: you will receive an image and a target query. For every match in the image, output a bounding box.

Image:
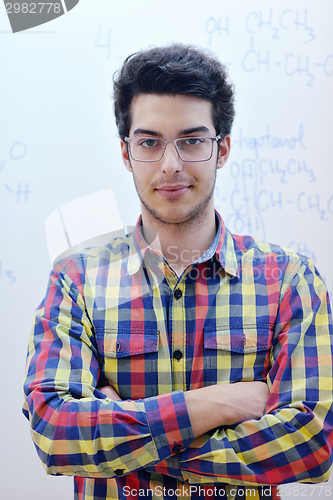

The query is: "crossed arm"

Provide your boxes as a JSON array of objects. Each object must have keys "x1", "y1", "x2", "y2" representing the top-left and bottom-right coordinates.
[{"x1": 100, "y1": 382, "x2": 269, "y2": 438}]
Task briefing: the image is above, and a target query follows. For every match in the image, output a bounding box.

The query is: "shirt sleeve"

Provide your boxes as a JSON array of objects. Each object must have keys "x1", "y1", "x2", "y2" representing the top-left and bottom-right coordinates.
[
  {"x1": 22, "y1": 261, "x2": 193, "y2": 479},
  {"x1": 177, "y1": 257, "x2": 333, "y2": 486}
]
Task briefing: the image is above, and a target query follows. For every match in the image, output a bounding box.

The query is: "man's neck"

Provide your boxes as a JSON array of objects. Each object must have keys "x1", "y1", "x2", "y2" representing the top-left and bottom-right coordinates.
[{"x1": 141, "y1": 208, "x2": 217, "y2": 276}]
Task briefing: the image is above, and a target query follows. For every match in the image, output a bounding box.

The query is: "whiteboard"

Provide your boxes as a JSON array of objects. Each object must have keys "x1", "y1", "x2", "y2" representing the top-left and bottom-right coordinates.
[{"x1": 1, "y1": 1, "x2": 332, "y2": 499}]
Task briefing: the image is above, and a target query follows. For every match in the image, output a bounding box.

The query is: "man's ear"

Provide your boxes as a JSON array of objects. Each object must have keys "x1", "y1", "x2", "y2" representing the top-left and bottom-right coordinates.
[
  {"x1": 216, "y1": 135, "x2": 231, "y2": 170},
  {"x1": 121, "y1": 140, "x2": 132, "y2": 172}
]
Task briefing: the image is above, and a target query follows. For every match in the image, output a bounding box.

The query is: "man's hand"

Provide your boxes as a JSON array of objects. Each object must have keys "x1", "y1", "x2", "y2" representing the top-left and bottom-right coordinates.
[
  {"x1": 185, "y1": 381, "x2": 269, "y2": 438},
  {"x1": 99, "y1": 381, "x2": 269, "y2": 437},
  {"x1": 99, "y1": 385, "x2": 122, "y2": 401}
]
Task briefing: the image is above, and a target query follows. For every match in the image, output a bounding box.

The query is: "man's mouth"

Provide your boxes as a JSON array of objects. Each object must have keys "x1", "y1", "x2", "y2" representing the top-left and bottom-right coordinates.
[{"x1": 155, "y1": 184, "x2": 192, "y2": 197}]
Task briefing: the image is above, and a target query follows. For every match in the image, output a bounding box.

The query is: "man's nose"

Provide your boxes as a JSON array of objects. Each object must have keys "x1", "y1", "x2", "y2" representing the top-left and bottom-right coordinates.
[{"x1": 159, "y1": 141, "x2": 184, "y2": 175}]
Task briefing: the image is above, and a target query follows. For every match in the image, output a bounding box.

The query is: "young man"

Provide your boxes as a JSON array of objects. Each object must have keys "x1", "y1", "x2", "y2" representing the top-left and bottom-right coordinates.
[{"x1": 23, "y1": 44, "x2": 333, "y2": 500}]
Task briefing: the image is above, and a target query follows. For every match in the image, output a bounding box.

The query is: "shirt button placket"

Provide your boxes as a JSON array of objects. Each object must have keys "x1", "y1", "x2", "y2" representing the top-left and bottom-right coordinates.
[{"x1": 171, "y1": 285, "x2": 186, "y2": 391}]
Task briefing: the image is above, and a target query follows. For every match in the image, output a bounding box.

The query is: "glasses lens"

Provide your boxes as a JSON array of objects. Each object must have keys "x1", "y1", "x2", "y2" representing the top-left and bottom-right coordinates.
[
  {"x1": 129, "y1": 138, "x2": 164, "y2": 161},
  {"x1": 176, "y1": 138, "x2": 213, "y2": 161}
]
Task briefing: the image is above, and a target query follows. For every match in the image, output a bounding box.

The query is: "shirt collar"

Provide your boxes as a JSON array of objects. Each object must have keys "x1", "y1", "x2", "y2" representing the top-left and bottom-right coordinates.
[
  {"x1": 214, "y1": 212, "x2": 239, "y2": 277},
  {"x1": 126, "y1": 210, "x2": 239, "y2": 278}
]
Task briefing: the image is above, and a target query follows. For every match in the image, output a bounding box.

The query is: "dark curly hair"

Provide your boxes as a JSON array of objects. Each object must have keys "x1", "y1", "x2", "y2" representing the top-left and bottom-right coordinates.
[{"x1": 113, "y1": 43, "x2": 235, "y2": 140}]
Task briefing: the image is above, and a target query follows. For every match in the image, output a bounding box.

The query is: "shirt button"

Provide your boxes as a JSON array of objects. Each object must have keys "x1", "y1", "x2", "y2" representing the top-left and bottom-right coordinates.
[
  {"x1": 114, "y1": 469, "x2": 124, "y2": 476},
  {"x1": 172, "y1": 444, "x2": 182, "y2": 454},
  {"x1": 173, "y1": 349, "x2": 183, "y2": 361},
  {"x1": 174, "y1": 289, "x2": 182, "y2": 300}
]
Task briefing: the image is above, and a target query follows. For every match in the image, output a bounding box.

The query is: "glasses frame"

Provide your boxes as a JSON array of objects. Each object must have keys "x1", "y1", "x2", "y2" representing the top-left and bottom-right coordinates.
[{"x1": 124, "y1": 135, "x2": 221, "y2": 163}]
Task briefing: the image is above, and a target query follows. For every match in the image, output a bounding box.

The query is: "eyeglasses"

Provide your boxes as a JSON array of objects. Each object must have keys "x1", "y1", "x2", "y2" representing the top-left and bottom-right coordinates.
[{"x1": 124, "y1": 135, "x2": 221, "y2": 162}]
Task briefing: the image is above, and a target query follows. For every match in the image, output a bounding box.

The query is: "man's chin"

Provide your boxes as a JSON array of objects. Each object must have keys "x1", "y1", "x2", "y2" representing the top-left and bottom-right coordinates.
[{"x1": 143, "y1": 204, "x2": 205, "y2": 226}]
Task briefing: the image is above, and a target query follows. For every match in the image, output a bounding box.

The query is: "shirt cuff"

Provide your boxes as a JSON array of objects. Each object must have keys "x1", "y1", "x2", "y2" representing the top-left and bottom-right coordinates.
[{"x1": 144, "y1": 390, "x2": 194, "y2": 462}]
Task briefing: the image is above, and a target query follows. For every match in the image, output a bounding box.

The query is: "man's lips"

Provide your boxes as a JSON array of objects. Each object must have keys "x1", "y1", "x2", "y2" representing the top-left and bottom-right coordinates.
[{"x1": 155, "y1": 185, "x2": 192, "y2": 197}]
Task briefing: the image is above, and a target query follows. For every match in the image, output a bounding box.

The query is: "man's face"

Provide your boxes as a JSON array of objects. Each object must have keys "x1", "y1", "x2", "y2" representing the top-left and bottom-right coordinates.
[{"x1": 121, "y1": 94, "x2": 230, "y2": 226}]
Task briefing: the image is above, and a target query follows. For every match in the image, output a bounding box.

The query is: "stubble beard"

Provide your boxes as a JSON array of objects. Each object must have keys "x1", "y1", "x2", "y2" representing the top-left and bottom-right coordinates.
[{"x1": 132, "y1": 167, "x2": 217, "y2": 232}]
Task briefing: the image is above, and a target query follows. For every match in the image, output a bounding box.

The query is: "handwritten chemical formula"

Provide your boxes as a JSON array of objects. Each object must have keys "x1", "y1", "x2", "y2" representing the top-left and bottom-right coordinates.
[
  {"x1": 206, "y1": 9, "x2": 316, "y2": 43},
  {"x1": 242, "y1": 37, "x2": 332, "y2": 86},
  {"x1": 214, "y1": 121, "x2": 332, "y2": 248},
  {"x1": 216, "y1": 158, "x2": 332, "y2": 239},
  {"x1": 0, "y1": 141, "x2": 30, "y2": 203},
  {"x1": 204, "y1": 9, "x2": 333, "y2": 87}
]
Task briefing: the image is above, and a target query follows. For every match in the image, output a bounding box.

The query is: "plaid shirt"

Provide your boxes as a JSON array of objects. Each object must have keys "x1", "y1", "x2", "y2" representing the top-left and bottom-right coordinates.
[{"x1": 23, "y1": 211, "x2": 333, "y2": 500}]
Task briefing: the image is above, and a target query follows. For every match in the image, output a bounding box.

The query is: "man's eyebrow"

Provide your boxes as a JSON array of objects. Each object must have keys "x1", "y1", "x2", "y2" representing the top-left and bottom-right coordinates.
[
  {"x1": 132, "y1": 128, "x2": 161, "y2": 136},
  {"x1": 132, "y1": 126, "x2": 211, "y2": 137},
  {"x1": 178, "y1": 126, "x2": 211, "y2": 136}
]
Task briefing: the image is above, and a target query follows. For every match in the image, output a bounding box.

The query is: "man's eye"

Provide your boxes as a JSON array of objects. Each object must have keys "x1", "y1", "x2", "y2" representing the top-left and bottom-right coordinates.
[
  {"x1": 139, "y1": 139, "x2": 159, "y2": 148},
  {"x1": 183, "y1": 138, "x2": 205, "y2": 146}
]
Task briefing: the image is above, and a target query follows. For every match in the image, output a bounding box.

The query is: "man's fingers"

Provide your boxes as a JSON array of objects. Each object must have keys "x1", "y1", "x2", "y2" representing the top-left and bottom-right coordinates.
[{"x1": 99, "y1": 385, "x2": 122, "y2": 401}]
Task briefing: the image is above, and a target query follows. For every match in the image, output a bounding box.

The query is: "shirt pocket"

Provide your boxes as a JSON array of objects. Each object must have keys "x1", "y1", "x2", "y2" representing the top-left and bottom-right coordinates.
[
  {"x1": 95, "y1": 328, "x2": 159, "y2": 400},
  {"x1": 203, "y1": 323, "x2": 273, "y2": 384}
]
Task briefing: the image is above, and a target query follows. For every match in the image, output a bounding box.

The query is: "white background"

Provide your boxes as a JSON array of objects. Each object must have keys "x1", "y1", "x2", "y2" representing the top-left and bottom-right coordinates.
[{"x1": 0, "y1": 1, "x2": 333, "y2": 498}]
